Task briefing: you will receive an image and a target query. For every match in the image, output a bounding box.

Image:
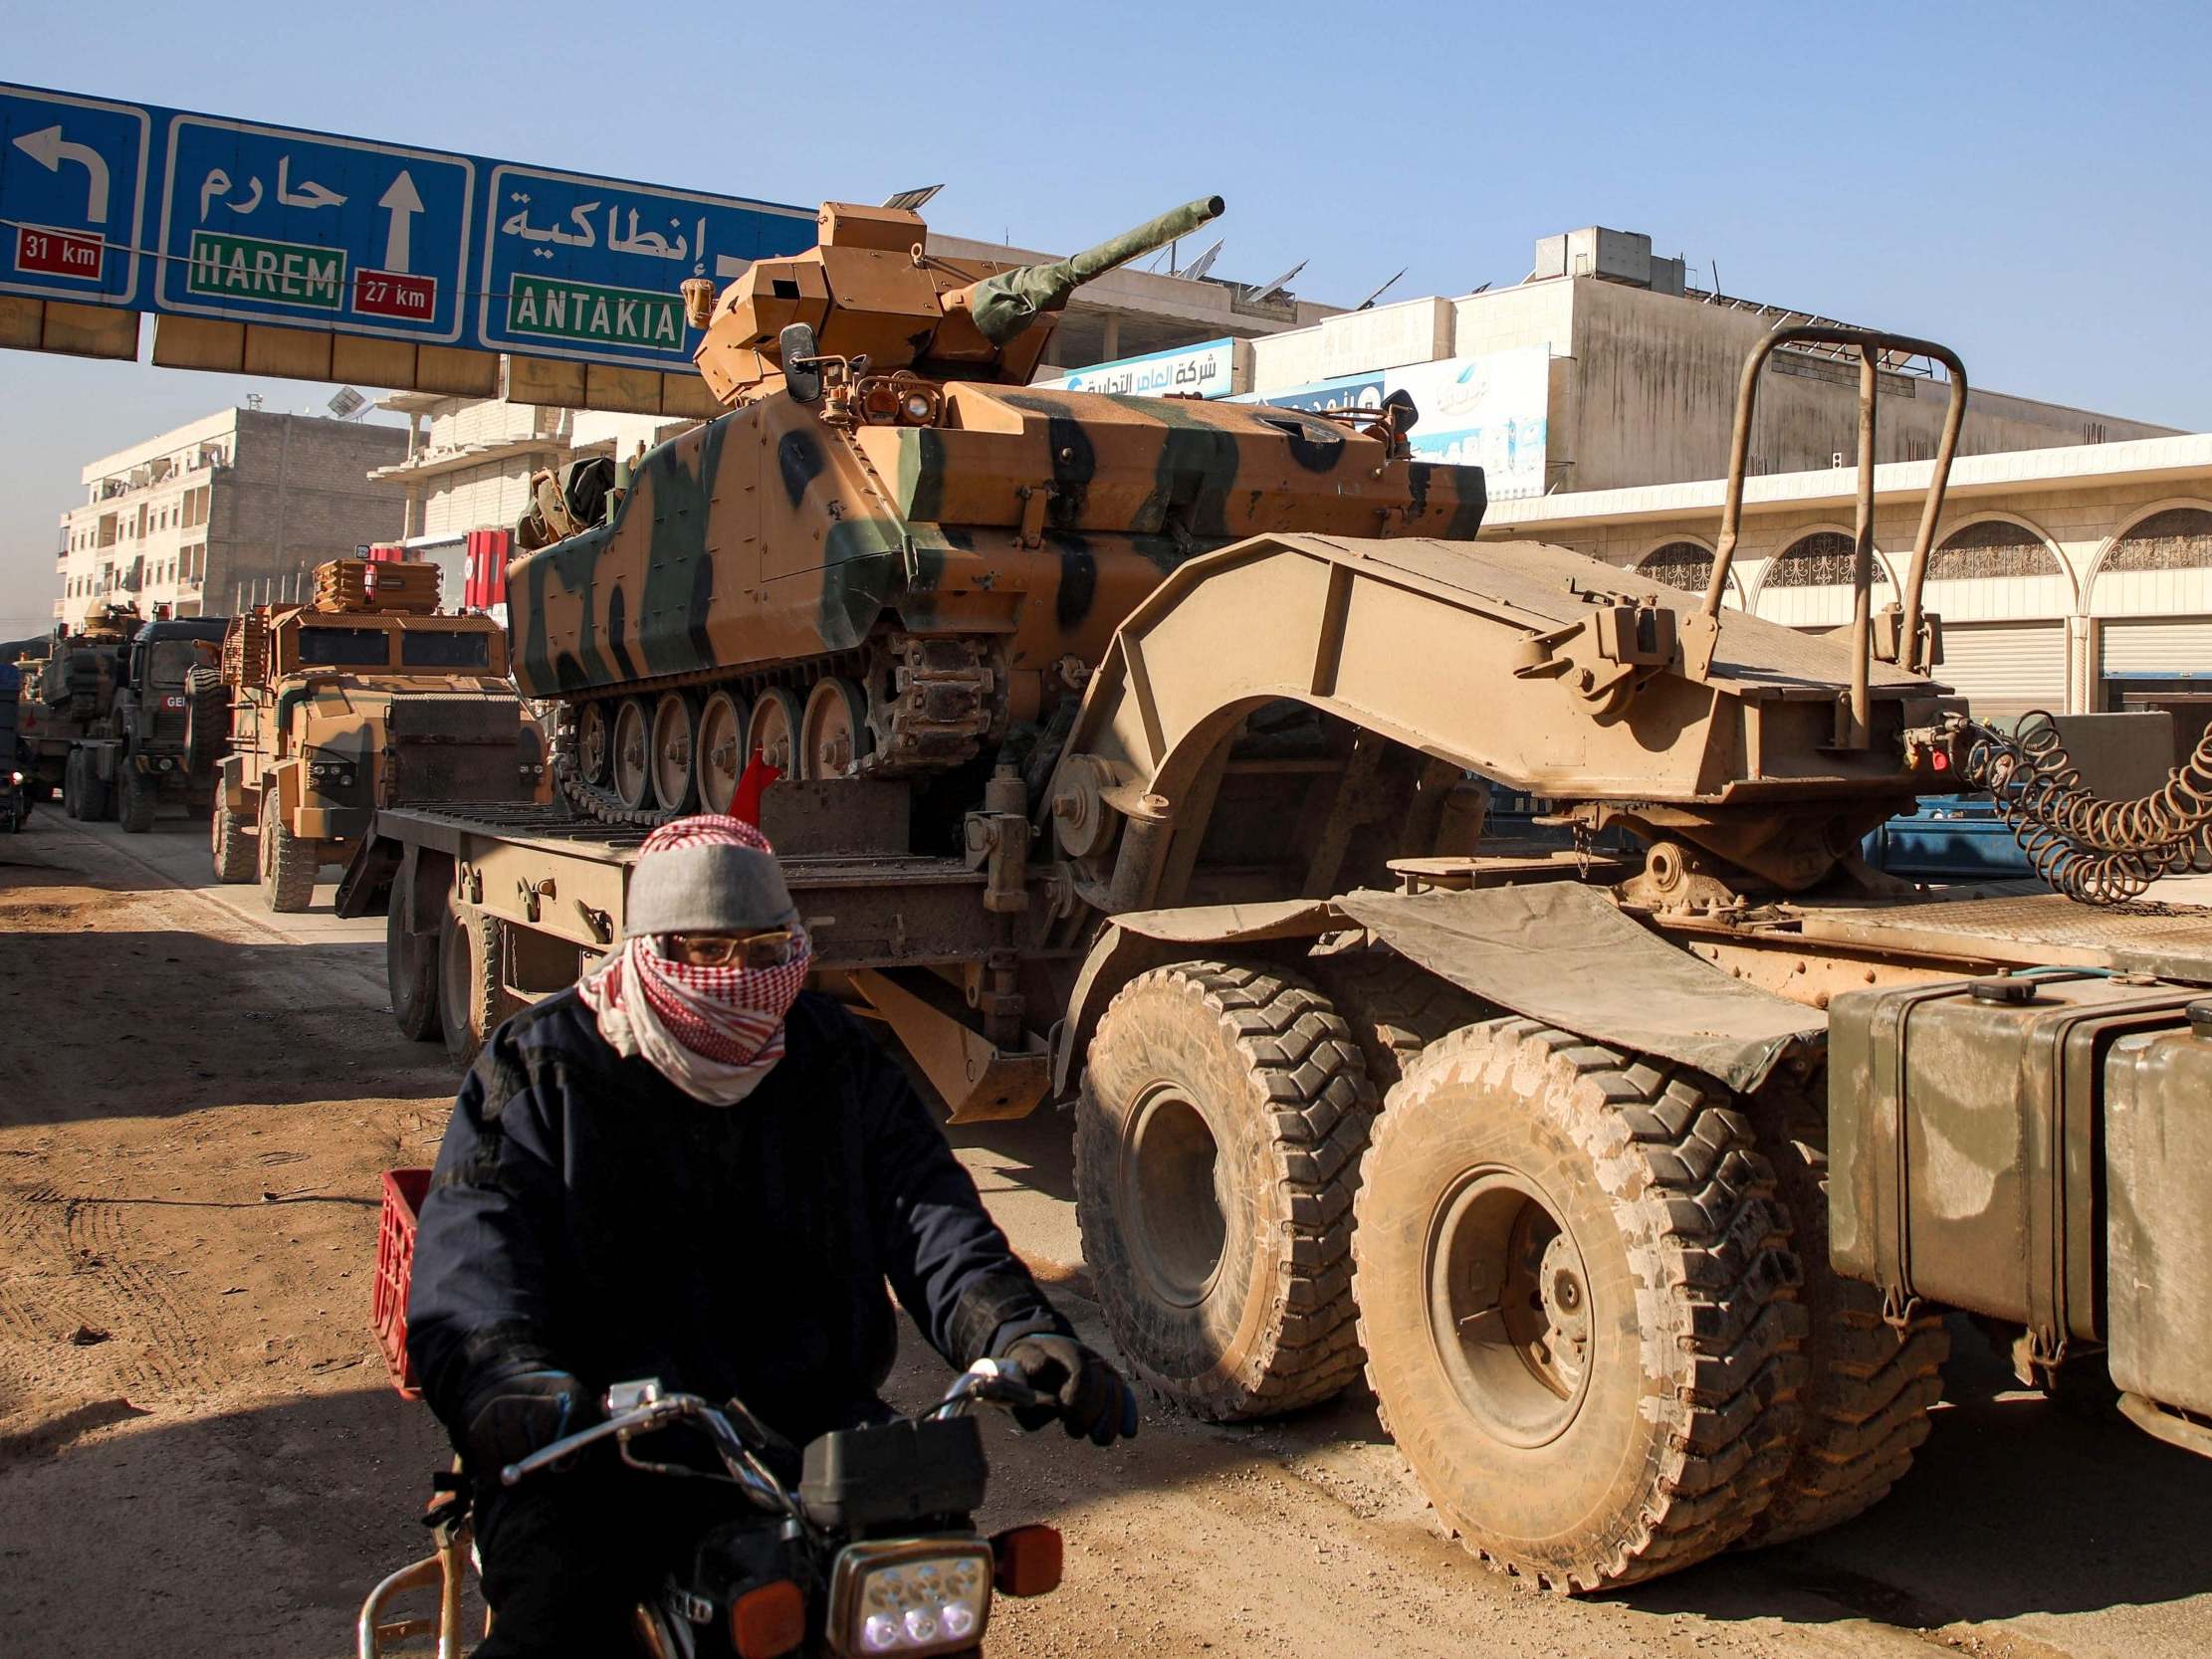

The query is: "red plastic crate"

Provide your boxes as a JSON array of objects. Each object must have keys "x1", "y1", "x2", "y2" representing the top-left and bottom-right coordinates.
[{"x1": 373, "y1": 1168, "x2": 433, "y2": 1399}]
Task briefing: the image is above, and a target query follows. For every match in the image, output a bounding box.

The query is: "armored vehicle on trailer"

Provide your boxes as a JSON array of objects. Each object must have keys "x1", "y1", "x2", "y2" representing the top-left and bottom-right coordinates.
[
  {"x1": 341, "y1": 196, "x2": 2212, "y2": 1596},
  {"x1": 17, "y1": 603, "x2": 130, "y2": 812},
  {"x1": 215, "y1": 558, "x2": 546, "y2": 912}
]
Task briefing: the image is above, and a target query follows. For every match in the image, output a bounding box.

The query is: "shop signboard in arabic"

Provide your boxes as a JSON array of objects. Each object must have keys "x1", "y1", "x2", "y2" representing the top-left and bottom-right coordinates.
[
  {"x1": 1, "y1": 81, "x2": 818, "y2": 371},
  {"x1": 1235, "y1": 346, "x2": 1552, "y2": 501},
  {"x1": 1034, "y1": 337, "x2": 1242, "y2": 399}
]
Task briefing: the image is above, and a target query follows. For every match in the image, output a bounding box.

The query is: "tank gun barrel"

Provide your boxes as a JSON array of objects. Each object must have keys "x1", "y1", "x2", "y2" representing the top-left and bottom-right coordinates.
[{"x1": 948, "y1": 195, "x2": 1225, "y2": 346}]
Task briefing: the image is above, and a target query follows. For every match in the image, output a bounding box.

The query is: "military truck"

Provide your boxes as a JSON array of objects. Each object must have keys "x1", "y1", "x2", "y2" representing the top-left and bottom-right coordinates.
[
  {"x1": 0, "y1": 661, "x2": 27, "y2": 832},
  {"x1": 215, "y1": 558, "x2": 547, "y2": 913},
  {"x1": 337, "y1": 196, "x2": 2212, "y2": 1595},
  {"x1": 14, "y1": 603, "x2": 130, "y2": 812},
  {"x1": 66, "y1": 615, "x2": 231, "y2": 831}
]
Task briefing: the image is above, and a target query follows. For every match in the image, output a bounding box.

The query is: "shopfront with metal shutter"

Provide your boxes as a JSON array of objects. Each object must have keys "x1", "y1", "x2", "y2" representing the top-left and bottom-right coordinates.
[{"x1": 1938, "y1": 620, "x2": 2069, "y2": 724}]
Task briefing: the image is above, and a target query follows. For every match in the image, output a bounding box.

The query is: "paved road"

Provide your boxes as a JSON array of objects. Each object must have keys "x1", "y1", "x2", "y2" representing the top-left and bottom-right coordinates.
[{"x1": 6, "y1": 812, "x2": 2210, "y2": 1659}]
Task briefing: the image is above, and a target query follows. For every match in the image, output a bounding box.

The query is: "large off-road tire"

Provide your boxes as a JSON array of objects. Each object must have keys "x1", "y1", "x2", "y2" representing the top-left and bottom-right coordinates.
[
  {"x1": 258, "y1": 791, "x2": 319, "y2": 913},
  {"x1": 184, "y1": 666, "x2": 229, "y2": 774},
  {"x1": 62, "y1": 751, "x2": 81, "y2": 819},
  {"x1": 439, "y1": 905, "x2": 503, "y2": 1067},
  {"x1": 1075, "y1": 960, "x2": 1375, "y2": 1422},
  {"x1": 1735, "y1": 1083, "x2": 1947, "y2": 1550},
  {"x1": 1354, "y1": 1019, "x2": 1806, "y2": 1592},
  {"x1": 1313, "y1": 946, "x2": 1489, "y2": 1095},
  {"x1": 386, "y1": 881, "x2": 443, "y2": 1044},
  {"x1": 118, "y1": 765, "x2": 156, "y2": 833},
  {"x1": 210, "y1": 792, "x2": 256, "y2": 882}
]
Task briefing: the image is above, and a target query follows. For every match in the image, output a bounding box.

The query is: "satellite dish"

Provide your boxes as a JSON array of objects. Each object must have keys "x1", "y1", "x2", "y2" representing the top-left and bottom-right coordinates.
[
  {"x1": 1354, "y1": 267, "x2": 1407, "y2": 311},
  {"x1": 1250, "y1": 259, "x2": 1307, "y2": 305},
  {"x1": 1182, "y1": 238, "x2": 1225, "y2": 282},
  {"x1": 881, "y1": 185, "x2": 945, "y2": 213}
]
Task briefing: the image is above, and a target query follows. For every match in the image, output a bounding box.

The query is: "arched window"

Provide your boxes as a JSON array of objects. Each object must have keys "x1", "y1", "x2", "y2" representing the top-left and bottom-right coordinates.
[
  {"x1": 1635, "y1": 541, "x2": 1718, "y2": 594},
  {"x1": 1764, "y1": 531, "x2": 1892, "y2": 589},
  {"x1": 2104, "y1": 507, "x2": 2212, "y2": 574},
  {"x1": 1928, "y1": 519, "x2": 2064, "y2": 580}
]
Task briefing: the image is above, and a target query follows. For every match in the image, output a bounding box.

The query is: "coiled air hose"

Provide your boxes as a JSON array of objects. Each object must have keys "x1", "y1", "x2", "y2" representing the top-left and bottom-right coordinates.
[{"x1": 1961, "y1": 712, "x2": 2212, "y2": 905}]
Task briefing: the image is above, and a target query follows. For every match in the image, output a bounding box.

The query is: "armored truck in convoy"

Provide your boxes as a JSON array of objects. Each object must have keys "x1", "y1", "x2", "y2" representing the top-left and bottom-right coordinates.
[
  {"x1": 337, "y1": 194, "x2": 2212, "y2": 1596},
  {"x1": 214, "y1": 558, "x2": 546, "y2": 913}
]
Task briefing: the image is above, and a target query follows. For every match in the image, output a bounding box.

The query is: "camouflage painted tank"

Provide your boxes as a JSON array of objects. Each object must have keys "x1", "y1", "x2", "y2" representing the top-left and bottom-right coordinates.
[{"x1": 508, "y1": 195, "x2": 1488, "y2": 823}]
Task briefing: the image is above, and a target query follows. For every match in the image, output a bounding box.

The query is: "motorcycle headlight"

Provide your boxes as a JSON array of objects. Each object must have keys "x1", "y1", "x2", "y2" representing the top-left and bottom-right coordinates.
[
  {"x1": 8, "y1": 771, "x2": 20, "y2": 785},
  {"x1": 826, "y1": 1540, "x2": 992, "y2": 1657}
]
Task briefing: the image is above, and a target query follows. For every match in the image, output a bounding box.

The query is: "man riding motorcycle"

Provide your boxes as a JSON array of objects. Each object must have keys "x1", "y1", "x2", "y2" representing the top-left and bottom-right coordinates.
[{"x1": 406, "y1": 813, "x2": 1138, "y2": 1657}]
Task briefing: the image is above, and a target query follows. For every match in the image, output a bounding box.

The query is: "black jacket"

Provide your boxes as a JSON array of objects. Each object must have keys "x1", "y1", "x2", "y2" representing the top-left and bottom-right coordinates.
[{"x1": 406, "y1": 988, "x2": 1066, "y2": 1448}]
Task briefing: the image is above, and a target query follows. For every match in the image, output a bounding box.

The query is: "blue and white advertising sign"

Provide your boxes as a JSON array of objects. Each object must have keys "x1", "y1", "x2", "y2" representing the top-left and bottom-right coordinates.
[
  {"x1": 1035, "y1": 336, "x2": 1239, "y2": 399},
  {"x1": 1236, "y1": 346, "x2": 1553, "y2": 500},
  {"x1": 0, "y1": 81, "x2": 820, "y2": 372},
  {"x1": 0, "y1": 87, "x2": 153, "y2": 306},
  {"x1": 480, "y1": 164, "x2": 812, "y2": 369}
]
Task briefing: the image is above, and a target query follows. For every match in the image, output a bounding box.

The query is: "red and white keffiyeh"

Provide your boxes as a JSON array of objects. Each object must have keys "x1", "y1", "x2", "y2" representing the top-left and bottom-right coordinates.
[{"x1": 576, "y1": 815, "x2": 812, "y2": 1105}]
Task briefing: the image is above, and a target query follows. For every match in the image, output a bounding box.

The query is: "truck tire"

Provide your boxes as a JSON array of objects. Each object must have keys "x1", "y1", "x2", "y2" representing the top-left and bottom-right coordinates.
[
  {"x1": 1313, "y1": 946, "x2": 1489, "y2": 1095},
  {"x1": 1075, "y1": 960, "x2": 1374, "y2": 1421},
  {"x1": 62, "y1": 751, "x2": 81, "y2": 819},
  {"x1": 258, "y1": 791, "x2": 319, "y2": 913},
  {"x1": 1735, "y1": 1088, "x2": 1947, "y2": 1551},
  {"x1": 386, "y1": 881, "x2": 443, "y2": 1044},
  {"x1": 210, "y1": 792, "x2": 256, "y2": 882},
  {"x1": 439, "y1": 906, "x2": 503, "y2": 1066},
  {"x1": 78, "y1": 754, "x2": 111, "y2": 822},
  {"x1": 1353, "y1": 1019, "x2": 1806, "y2": 1592},
  {"x1": 119, "y1": 765, "x2": 156, "y2": 834},
  {"x1": 183, "y1": 666, "x2": 229, "y2": 774}
]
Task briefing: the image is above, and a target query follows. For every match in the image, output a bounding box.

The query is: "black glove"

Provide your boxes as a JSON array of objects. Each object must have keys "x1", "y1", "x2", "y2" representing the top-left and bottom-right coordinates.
[
  {"x1": 460, "y1": 1366, "x2": 588, "y2": 1474},
  {"x1": 997, "y1": 1336, "x2": 1139, "y2": 1447}
]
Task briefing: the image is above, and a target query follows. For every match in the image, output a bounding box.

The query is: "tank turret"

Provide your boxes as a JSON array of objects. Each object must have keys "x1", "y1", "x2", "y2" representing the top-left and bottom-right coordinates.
[{"x1": 692, "y1": 197, "x2": 1223, "y2": 404}]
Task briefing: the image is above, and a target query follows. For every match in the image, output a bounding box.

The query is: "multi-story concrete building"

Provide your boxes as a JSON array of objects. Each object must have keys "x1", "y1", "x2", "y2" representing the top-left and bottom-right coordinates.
[{"x1": 53, "y1": 408, "x2": 408, "y2": 624}]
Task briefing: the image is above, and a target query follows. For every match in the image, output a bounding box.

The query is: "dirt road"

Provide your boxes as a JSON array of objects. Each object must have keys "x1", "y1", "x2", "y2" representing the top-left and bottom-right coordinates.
[{"x1": 3, "y1": 813, "x2": 2208, "y2": 1659}]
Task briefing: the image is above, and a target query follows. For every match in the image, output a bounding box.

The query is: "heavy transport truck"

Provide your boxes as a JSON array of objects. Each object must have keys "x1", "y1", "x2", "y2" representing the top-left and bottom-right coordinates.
[
  {"x1": 212, "y1": 558, "x2": 548, "y2": 913},
  {"x1": 336, "y1": 195, "x2": 2212, "y2": 1594}
]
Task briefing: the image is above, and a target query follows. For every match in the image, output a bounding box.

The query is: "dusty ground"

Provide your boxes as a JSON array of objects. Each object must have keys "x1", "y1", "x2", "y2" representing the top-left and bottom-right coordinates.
[{"x1": 2, "y1": 812, "x2": 2209, "y2": 1659}]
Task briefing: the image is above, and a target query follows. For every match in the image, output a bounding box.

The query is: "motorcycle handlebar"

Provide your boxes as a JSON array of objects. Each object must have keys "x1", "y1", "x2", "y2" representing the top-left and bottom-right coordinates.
[{"x1": 500, "y1": 1361, "x2": 1054, "y2": 1489}]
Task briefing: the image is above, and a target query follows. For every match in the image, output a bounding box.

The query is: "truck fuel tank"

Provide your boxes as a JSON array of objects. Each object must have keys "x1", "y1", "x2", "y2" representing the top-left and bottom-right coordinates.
[{"x1": 1827, "y1": 971, "x2": 2204, "y2": 1367}]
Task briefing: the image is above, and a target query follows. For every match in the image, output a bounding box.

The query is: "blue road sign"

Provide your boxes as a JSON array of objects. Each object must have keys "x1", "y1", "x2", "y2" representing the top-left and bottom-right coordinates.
[
  {"x1": 481, "y1": 164, "x2": 813, "y2": 369},
  {"x1": 0, "y1": 82, "x2": 822, "y2": 373},
  {"x1": 0, "y1": 87, "x2": 153, "y2": 306},
  {"x1": 156, "y1": 116, "x2": 475, "y2": 341}
]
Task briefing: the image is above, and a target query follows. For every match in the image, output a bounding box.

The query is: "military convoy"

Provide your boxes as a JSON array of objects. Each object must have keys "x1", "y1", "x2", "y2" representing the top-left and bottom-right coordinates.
[
  {"x1": 317, "y1": 194, "x2": 2210, "y2": 1594},
  {"x1": 211, "y1": 558, "x2": 546, "y2": 912}
]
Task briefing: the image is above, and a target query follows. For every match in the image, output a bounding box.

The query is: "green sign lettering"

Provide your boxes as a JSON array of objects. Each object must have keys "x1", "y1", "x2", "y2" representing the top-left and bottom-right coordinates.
[
  {"x1": 185, "y1": 231, "x2": 345, "y2": 310},
  {"x1": 506, "y1": 274, "x2": 684, "y2": 348}
]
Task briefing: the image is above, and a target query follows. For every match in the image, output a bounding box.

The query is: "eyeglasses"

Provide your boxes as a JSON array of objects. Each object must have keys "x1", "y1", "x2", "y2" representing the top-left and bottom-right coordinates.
[{"x1": 665, "y1": 928, "x2": 803, "y2": 969}]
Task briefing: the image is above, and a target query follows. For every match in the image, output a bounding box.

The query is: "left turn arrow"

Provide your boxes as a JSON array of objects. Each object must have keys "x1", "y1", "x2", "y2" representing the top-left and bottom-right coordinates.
[{"x1": 11, "y1": 124, "x2": 111, "y2": 222}]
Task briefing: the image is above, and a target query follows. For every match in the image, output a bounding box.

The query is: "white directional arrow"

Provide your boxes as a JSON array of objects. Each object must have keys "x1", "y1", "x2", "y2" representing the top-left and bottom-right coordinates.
[
  {"x1": 377, "y1": 170, "x2": 424, "y2": 274},
  {"x1": 12, "y1": 123, "x2": 111, "y2": 223}
]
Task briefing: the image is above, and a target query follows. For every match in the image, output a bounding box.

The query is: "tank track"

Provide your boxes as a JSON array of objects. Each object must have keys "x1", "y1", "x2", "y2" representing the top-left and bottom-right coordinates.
[{"x1": 549, "y1": 635, "x2": 1006, "y2": 828}]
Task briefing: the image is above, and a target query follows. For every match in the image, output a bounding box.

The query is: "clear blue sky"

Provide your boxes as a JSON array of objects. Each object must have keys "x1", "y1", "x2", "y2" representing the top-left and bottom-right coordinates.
[{"x1": 4, "y1": 0, "x2": 2207, "y2": 636}]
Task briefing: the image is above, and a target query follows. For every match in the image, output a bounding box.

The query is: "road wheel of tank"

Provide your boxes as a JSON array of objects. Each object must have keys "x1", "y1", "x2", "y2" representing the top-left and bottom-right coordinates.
[
  {"x1": 1735, "y1": 1079, "x2": 1947, "y2": 1551},
  {"x1": 695, "y1": 690, "x2": 750, "y2": 816},
  {"x1": 1353, "y1": 1019, "x2": 1806, "y2": 1592},
  {"x1": 210, "y1": 791, "x2": 256, "y2": 883},
  {"x1": 1075, "y1": 960, "x2": 1375, "y2": 1422},
  {"x1": 648, "y1": 691, "x2": 701, "y2": 814},
  {"x1": 747, "y1": 687, "x2": 802, "y2": 776},
  {"x1": 119, "y1": 766, "x2": 156, "y2": 834},
  {"x1": 609, "y1": 697, "x2": 653, "y2": 812},
  {"x1": 258, "y1": 791, "x2": 319, "y2": 914},
  {"x1": 439, "y1": 905, "x2": 503, "y2": 1067},
  {"x1": 62, "y1": 751, "x2": 81, "y2": 819},
  {"x1": 799, "y1": 677, "x2": 873, "y2": 779},
  {"x1": 576, "y1": 700, "x2": 614, "y2": 789},
  {"x1": 386, "y1": 881, "x2": 443, "y2": 1044},
  {"x1": 1313, "y1": 946, "x2": 1491, "y2": 1097}
]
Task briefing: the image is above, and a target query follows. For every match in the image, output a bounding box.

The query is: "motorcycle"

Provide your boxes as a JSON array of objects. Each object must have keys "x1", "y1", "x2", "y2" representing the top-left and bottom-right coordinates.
[{"x1": 357, "y1": 1359, "x2": 1064, "y2": 1659}]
